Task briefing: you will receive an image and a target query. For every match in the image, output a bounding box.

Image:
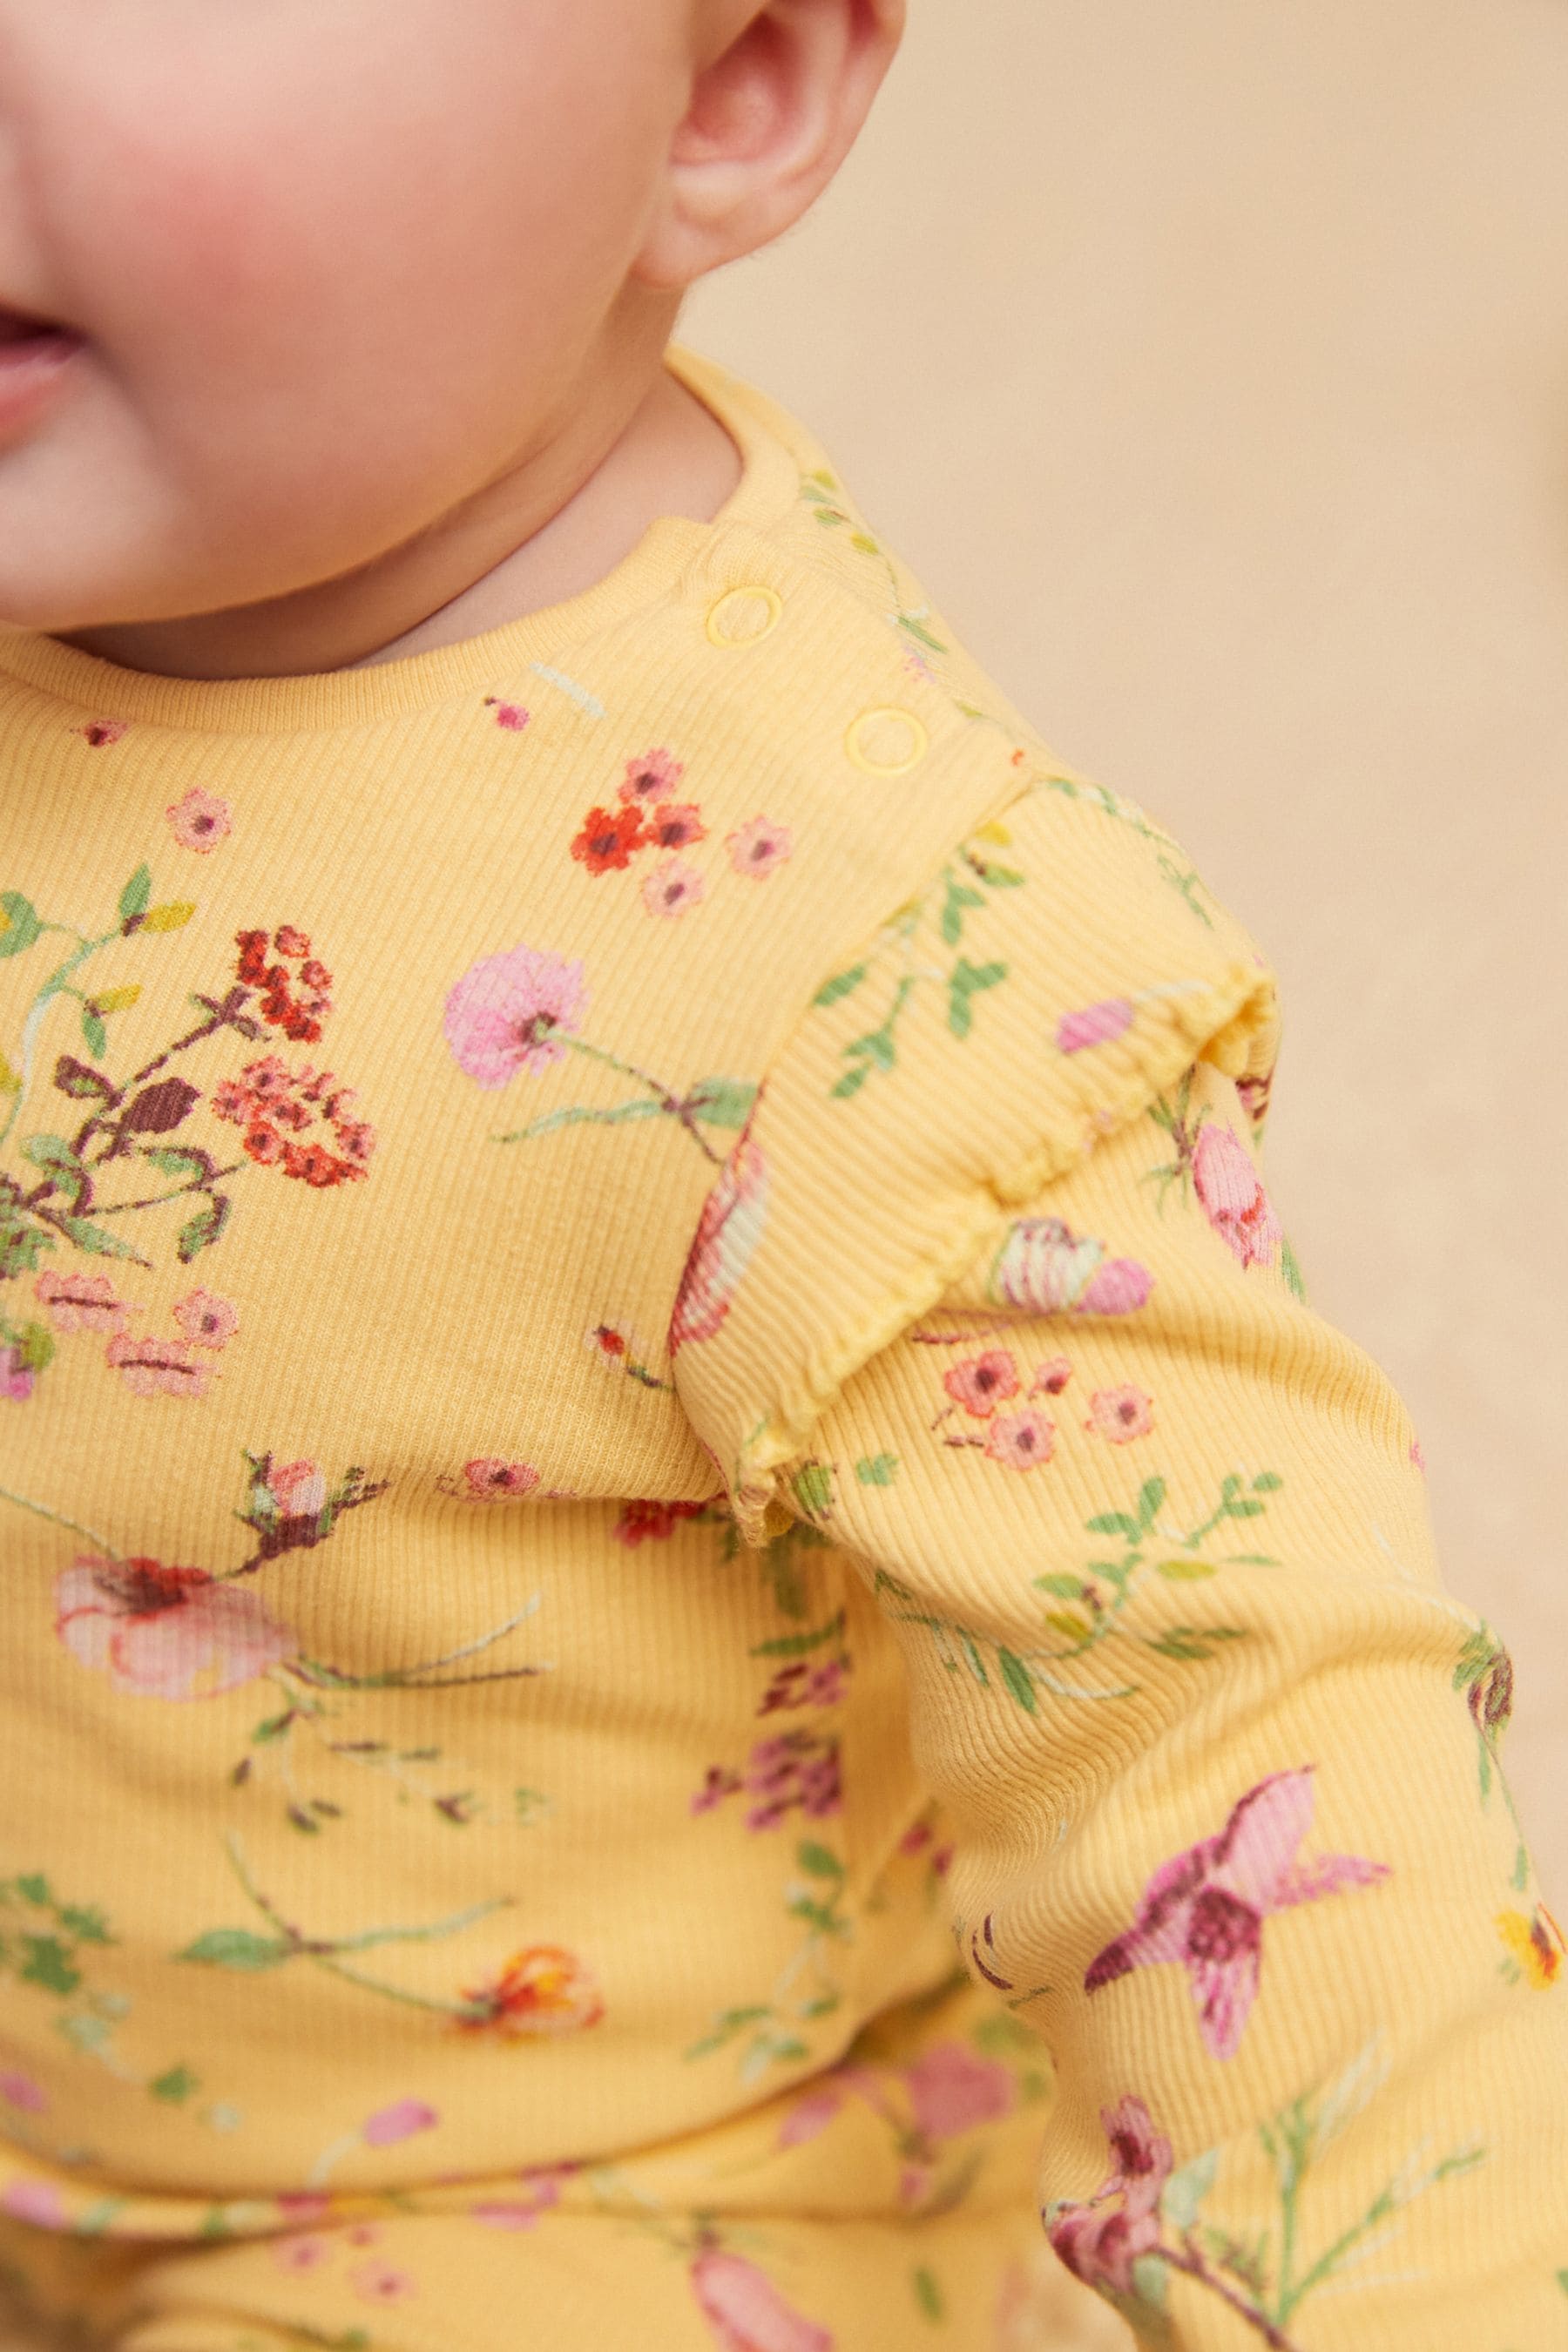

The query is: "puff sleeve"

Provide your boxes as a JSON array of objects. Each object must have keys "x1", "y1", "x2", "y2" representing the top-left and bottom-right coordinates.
[{"x1": 671, "y1": 772, "x2": 1568, "y2": 2349}]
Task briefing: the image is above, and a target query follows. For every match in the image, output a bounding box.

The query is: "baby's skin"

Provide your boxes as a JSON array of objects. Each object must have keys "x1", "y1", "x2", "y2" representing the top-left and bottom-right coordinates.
[{"x1": 0, "y1": 0, "x2": 902, "y2": 680}]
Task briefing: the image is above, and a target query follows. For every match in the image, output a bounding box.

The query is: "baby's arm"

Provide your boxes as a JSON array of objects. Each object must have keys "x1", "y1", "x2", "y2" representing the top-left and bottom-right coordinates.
[{"x1": 783, "y1": 1062, "x2": 1566, "y2": 2347}]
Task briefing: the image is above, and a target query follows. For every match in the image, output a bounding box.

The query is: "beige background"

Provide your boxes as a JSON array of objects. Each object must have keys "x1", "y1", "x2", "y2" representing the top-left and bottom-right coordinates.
[{"x1": 691, "y1": 0, "x2": 1568, "y2": 1904}]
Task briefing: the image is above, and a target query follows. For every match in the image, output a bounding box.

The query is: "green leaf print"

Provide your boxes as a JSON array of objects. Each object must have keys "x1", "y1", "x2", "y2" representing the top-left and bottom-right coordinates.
[
  {"x1": 0, "y1": 892, "x2": 44, "y2": 959},
  {"x1": 877, "y1": 1470, "x2": 1281, "y2": 1711},
  {"x1": 117, "y1": 866, "x2": 152, "y2": 925},
  {"x1": 177, "y1": 1929, "x2": 292, "y2": 1971}
]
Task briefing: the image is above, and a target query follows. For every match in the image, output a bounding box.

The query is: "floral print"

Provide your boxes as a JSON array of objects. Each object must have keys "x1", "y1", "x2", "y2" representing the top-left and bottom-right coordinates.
[
  {"x1": 1046, "y1": 2045, "x2": 1483, "y2": 2344},
  {"x1": 55, "y1": 1558, "x2": 294, "y2": 1700},
  {"x1": 669, "y1": 1131, "x2": 769, "y2": 1351},
  {"x1": 165, "y1": 787, "x2": 232, "y2": 854},
  {"x1": 1193, "y1": 1121, "x2": 1283, "y2": 1271},
  {"x1": 456, "y1": 1945, "x2": 605, "y2": 2038},
  {"x1": 567, "y1": 750, "x2": 781, "y2": 923},
  {"x1": 1496, "y1": 1903, "x2": 1565, "y2": 1990},
  {"x1": 234, "y1": 925, "x2": 334, "y2": 1044},
  {"x1": 1085, "y1": 1769, "x2": 1391, "y2": 2059},
  {"x1": 1085, "y1": 1384, "x2": 1154, "y2": 1443},
  {"x1": 690, "y1": 2249, "x2": 831, "y2": 2352},
  {"x1": 643, "y1": 857, "x2": 706, "y2": 918},
  {"x1": 726, "y1": 815, "x2": 793, "y2": 879},
  {"x1": 988, "y1": 1215, "x2": 1153, "y2": 1318},
  {"x1": 443, "y1": 944, "x2": 589, "y2": 1086}
]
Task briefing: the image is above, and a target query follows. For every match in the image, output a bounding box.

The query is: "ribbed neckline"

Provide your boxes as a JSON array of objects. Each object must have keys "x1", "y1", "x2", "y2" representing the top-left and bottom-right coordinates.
[{"x1": 0, "y1": 346, "x2": 801, "y2": 737}]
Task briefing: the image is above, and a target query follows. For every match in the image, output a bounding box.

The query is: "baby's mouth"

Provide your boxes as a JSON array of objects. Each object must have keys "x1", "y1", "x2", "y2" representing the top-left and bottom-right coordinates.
[{"x1": 0, "y1": 306, "x2": 79, "y2": 349}]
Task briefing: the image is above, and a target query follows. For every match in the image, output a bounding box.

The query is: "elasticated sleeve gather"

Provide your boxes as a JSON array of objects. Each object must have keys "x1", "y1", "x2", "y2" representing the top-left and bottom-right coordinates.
[{"x1": 672, "y1": 776, "x2": 1568, "y2": 2349}]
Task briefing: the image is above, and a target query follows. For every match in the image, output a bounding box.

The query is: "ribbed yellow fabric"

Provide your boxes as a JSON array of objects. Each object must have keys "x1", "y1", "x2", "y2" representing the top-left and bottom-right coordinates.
[{"x1": 0, "y1": 348, "x2": 1561, "y2": 2352}]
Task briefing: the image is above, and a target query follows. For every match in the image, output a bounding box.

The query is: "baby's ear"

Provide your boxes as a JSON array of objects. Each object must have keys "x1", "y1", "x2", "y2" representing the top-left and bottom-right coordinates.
[{"x1": 633, "y1": 0, "x2": 905, "y2": 291}]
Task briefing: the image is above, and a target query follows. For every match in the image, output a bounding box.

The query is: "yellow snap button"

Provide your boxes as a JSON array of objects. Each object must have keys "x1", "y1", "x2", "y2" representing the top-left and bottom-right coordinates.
[
  {"x1": 845, "y1": 706, "x2": 929, "y2": 776},
  {"x1": 706, "y1": 585, "x2": 783, "y2": 649}
]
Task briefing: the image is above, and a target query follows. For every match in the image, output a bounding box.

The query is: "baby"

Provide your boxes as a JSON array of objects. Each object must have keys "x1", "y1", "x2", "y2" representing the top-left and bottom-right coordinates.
[{"x1": 0, "y1": 4, "x2": 1563, "y2": 2349}]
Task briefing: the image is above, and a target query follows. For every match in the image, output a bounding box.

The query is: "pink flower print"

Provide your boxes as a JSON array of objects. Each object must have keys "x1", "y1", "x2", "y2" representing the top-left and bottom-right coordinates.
[
  {"x1": 363, "y1": 2099, "x2": 437, "y2": 2148},
  {"x1": 3, "y1": 2180, "x2": 66, "y2": 2227},
  {"x1": 1192, "y1": 1123, "x2": 1282, "y2": 1271},
  {"x1": 351, "y1": 2261, "x2": 415, "y2": 2304},
  {"x1": 1085, "y1": 1385, "x2": 1154, "y2": 1444},
  {"x1": 0, "y1": 1348, "x2": 34, "y2": 1402},
  {"x1": 55, "y1": 1558, "x2": 295, "y2": 1700},
  {"x1": 0, "y1": 2072, "x2": 46, "y2": 2113},
  {"x1": 1084, "y1": 1767, "x2": 1391, "y2": 2059},
  {"x1": 669, "y1": 1132, "x2": 769, "y2": 1352},
  {"x1": 904, "y1": 2043, "x2": 1014, "y2": 2143},
  {"x1": 471, "y1": 2169, "x2": 566, "y2": 2228},
  {"x1": 728, "y1": 1731, "x2": 841, "y2": 1830},
  {"x1": 443, "y1": 944, "x2": 589, "y2": 1088},
  {"x1": 983, "y1": 1409, "x2": 1055, "y2": 1471},
  {"x1": 727, "y1": 816, "x2": 794, "y2": 879},
  {"x1": 35, "y1": 1271, "x2": 136, "y2": 1334},
  {"x1": 171, "y1": 1287, "x2": 239, "y2": 1349},
  {"x1": 166, "y1": 786, "x2": 232, "y2": 852},
  {"x1": 989, "y1": 1218, "x2": 1105, "y2": 1315},
  {"x1": 619, "y1": 747, "x2": 686, "y2": 808},
  {"x1": 483, "y1": 697, "x2": 531, "y2": 732},
  {"x1": 943, "y1": 1348, "x2": 1019, "y2": 1418},
  {"x1": 689, "y1": 2249, "x2": 833, "y2": 2352},
  {"x1": 269, "y1": 1459, "x2": 328, "y2": 1521},
  {"x1": 759, "y1": 1656, "x2": 849, "y2": 1714},
  {"x1": 777, "y1": 2087, "x2": 844, "y2": 2148},
  {"x1": 646, "y1": 801, "x2": 707, "y2": 853},
  {"x1": 276, "y1": 2193, "x2": 332, "y2": 2226},
  {"x1": 692, "y1": 1765, "x2": 744, "y2": 1816},
  {"x1": 273, "y1": 2235, "x2": 332, "y2": 2274},
  {"x1": 77, "y1": 717, "x2": 128, "y2": 748},
  {"x1": 1410, "y1": 1438, "x2": 1427, "y2": 1471},
  {"x1": 1058, "y1": 999, "x2": 1135, "y2": 1055},
  {"x1": 1029, "y1": 1355, "x2": 1073, "y2": 1398},
  {"x1": 1078, "y1": 1258, "x2": 1155, "y2": 1317},
  {"x1": 1047, "y1": 2096, "x2": 1173, "y2": 2297},
  {"x1": 462, "y1": 1459, "x2": 542, "y2": 1501},
  {"x1": 642, "y1": 857, "x2": 706, "y2": 919},
  {"x1": 105, "y1": 1332, "x2": 212, "y2": 1400}
]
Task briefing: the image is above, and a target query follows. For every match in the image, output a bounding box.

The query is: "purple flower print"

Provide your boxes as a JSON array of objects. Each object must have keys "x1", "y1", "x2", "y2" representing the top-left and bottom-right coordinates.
[
  {"x1": 1192, "y1": 1124, "x2": 1282, "y2": 1271},
  {"x1": 1047, "y1": 2095, "x2": 1173, "y2": 2297},
  {"x1": 1057, "y1": 998, "x2": 1135, "y2": 1055},
  {"x1": 1084, "y1": 1768, "x2": 1390, "y2": 2059},
  {"x1": 693, "y1": 1732, "x2": 841, "y2": 1830},
  {"x1": 443, "y1": 945, "x2": 588, "y2": 1088}
]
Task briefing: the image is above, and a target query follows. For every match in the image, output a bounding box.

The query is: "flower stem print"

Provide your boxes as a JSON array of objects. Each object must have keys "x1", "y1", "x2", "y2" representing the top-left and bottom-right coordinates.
[
  {"x1": 801, "y1": 469, "x2": 950, "y2": 668},
  {"x1": 1453, "y1": 1627, "x2": 1531, "y2": 1890},
  {"x1": 443, "y1": 943, "x2": 756, "y2": 1166},
  {"x1": 1, "y1": 885, "x2": 374, "y2": 1331},
  {"x1": 180, "y1": 1835, "x2": 606, "y2": 2037},
  {"x1": 810, "y1": 831, "x2": 1022, "y2": 1099},
  {"x1": 1032, "y1": 774, "x2": 1221, "y2": 931},
  {"x1": 874, "y1": 1470, "x2": 1281, "y2": 1713},
  {"x1": 685, "y1": 1838, "x2": 853, "y2": 2085},
  {"x1": 1046, "y1": 2046, "x2": 1484, "y2": 2346}
]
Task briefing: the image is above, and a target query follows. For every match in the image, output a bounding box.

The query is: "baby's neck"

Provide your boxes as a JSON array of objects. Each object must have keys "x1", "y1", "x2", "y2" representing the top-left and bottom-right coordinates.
[{"x1": 55, "y1": 343, "x2": 742, "y2": 685}]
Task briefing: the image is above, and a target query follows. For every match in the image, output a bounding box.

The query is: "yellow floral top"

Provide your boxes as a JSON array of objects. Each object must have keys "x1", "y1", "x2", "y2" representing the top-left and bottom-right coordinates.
[{"x1": 0, "y1": 346, "x2": 1562, "y2": 2352}]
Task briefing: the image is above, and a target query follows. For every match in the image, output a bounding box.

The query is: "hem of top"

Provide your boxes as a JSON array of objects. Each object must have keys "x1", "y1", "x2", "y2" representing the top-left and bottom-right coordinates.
[
  {"x1": 724, "y1": 962, "x2": 1278, "y2": 1546},
  {"x1": 0, "y1": 345, "x2": 806, "y2": 738}
]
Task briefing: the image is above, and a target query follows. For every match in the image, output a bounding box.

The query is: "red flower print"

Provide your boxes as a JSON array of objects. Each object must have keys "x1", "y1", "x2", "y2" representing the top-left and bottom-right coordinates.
[
  {"x1": 1193, "y1": 1124, "x2": 1282, "y2": 1271},
  {"x1": 726, "y1": 815, "x2": 793, "y2": 879},
  {"x1": 618, "y1": 747, "x2": 686, "y2": 808},
  {"x1": 642, "y1": 857, "x2": 706, "y2": 918},
  {"x1": 171, "y1": 1287, "x2": 239, "y2": 1349},
  {"x1": 1047, "y1": 2095, "x2": 1173, "y2": 2297},
  {"x1": 483, "y1": 697, "x2": 531, "y2": 731},
  {"x1": 689, "y1": 2248, "x2": 833, "y2": 2352},
  {"x1": 612, "y1": 1497, "x2": 712, "y2": 1546},
  {"x1": 1030, "y1": 1355, "x2": 1073, "y2": 1397},
  {"x1": 166, "y1": 786, "x2": 232, "y2": 853},
  {"x1": 34, "y1": 1271, "x2": 137, "y2": 1335},
  {"x1": 645, "y1": 801, "x2": 707, "y2": 853},
  {"x1": 983, "y1": 1409, "x2": 1055, "y2": 1470},
  {"x1": 105, "y1": 1333, "x2": 213, "y2": 1400},
  {"x1": 1085, "y1": 1385, "x2": 1154, "y2": 1443},
  {"x1": 76, "y1": 718, "x2": 127, "y2": 748},
  {"x1": 457, "y1": 1946, "x2": 605, "y2": 2038},
  {"x1": 55, "y1": 1558, "x2": 294, "y2": 1699},
  {"x1": 213, "y1": 1058, "x2": 375, "y2": 1186},
  {"x1": 1085, "y1": 1768, "x2": 1390, "y2": 2059},
  {"x1": 234, "y1": 926, "x2": 334, "y2": 1043},
  {"x1": 571, "y1": 804, "x2": 645, "y2": 874},
  {"x1": 443, "y1": 944, "x2": 588, "y2": 1087},
  {"x1": 943, "y1": 1349, "x2": 1019, "y2": 1418},
  {"x1": 669, "y1": 1132, "x2": 768, "y2": 1353},
  {"x1": 461, "y1": 1459, "x2": 542, "y2": 1501}
]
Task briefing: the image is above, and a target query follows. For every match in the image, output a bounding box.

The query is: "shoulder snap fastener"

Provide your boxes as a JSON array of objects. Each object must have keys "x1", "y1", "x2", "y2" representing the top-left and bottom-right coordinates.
[
  {"x1": 845, "y1": 706, "x2": 929, "y2": 777},
  {"x1": 706, "y1": 585, "x2": 784, "y2": 649}
]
